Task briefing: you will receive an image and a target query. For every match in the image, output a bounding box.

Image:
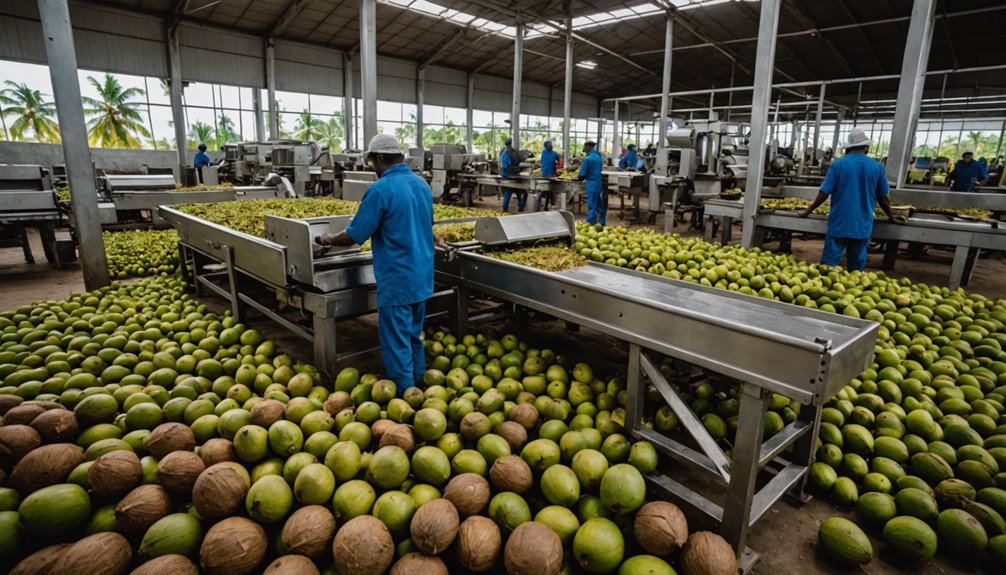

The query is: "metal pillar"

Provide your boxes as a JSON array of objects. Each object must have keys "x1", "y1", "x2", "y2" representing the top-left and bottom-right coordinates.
[
  {"x1": 360, "y1": 0, "x2": 378, "y2": 145},
  {"x1": 266, "y1": 41, "x2": 278, "y2": 139},
  {"x1": 167, "y1": 27, "x2": 188, "y2": 182},
  {"x1": 812, "y1": 84, "x2": 825, "y2": 164},
  {"x1": 38, "y1": 0, "x2": 109, "y2": 289},
  {"x1": 416, "y1": 66, "x2": 425, "y2": 151},
  {"x1": 252, "y1": 89, "x2": 265, "y2": 142},
  {"x1": 831, "y1": 110, "x2": 844, "y2": 155},
  {"x1": 343, "y1": 52, "x2": 354, "y2": 151},
  {"x1": 466, "y1": 72, "x2": 475, "y2": 153},
  {"x1": 511, "y1": 21, "x2": 524, "y2": 152},
  {"x1": 885, "y1": 0, "x2": 937, "y2": 187},
  {"x1": 612, "y1": 102, "x2": 620, "y2": 165},
  {"x1": 740, "y1": 0, "x2": 781, "y2": 249},
  {"x1": 562, "y1": 14, "x2": 573, "y2": 164},
  {"x1": 655, "y1": 12, "x2": 672, "y2": 177}
]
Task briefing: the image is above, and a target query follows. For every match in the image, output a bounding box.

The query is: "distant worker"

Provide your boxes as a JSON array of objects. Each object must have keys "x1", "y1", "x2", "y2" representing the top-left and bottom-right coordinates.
[
  {"x1": 644, "y1": 142, "x2": 656, "y2": 156},
  {"x1": 578, "y1": 141, "x2": 605, "y2": 225},
  {"x1": 798, "y1": 127, "x2": 900, "y2": 272},
  {"x1": 540, "y1": 140, "x2": 560, "y2": 177},
  {"x1": 194, "y1": 143, "x2": 210, "y2": 183},
  {"x1": 500, "y1": 137, "x2": 526, "y2": 212},
  {"x1": 315, "y1": 134, "x2": 433, "y2": 395},
  {"x1": 619, "y1": 144, "x2": 637, "y2": 170},
  {"x1": 949, "y1": 148, "x2": 989, "y2": 192}
]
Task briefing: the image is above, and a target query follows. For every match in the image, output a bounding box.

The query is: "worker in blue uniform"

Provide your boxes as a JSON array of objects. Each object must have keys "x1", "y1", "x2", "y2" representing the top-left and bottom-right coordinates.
[
  {"x1": 540, "y1": 141, "x2": 560, "y2": 177},
  {"x1": 798, "y1": 128, "x2": 900, "y2": 272},
  {"x1": 619, "y1": 144, "x2": 638, "y2": 170},
  {"x1": 949, "y1": 148, "x2": 989, "y2": 192},
  {"x1": 500, "y1": 137, "x2": 526, "y2": 212},
  {"x1": 194, "y1": 143, "x2": 210, "y2": 183},
  {"x1": 315, "y1": 134, "x2": 434, "y2": 395},
  {"x1": 578, "y1": 141, "x2": 606, "y2": 225}
]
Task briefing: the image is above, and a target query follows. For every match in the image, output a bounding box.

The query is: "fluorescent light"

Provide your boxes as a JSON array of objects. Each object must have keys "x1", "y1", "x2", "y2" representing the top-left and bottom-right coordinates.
[{"x1": 576, "y1": 61, "x2": 597, "y2": 70}]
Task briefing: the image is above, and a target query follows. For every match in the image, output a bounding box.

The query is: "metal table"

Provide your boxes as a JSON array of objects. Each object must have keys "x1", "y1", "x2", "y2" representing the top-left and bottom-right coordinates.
[{"x1": 0, "y1": 165, "x2": 61, "y2": 265}]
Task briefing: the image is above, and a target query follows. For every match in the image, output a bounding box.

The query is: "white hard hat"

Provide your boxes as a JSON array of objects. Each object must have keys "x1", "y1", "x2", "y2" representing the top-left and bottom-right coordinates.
[
  {"x1": 367, "y1": 133, "x2": 402, "y2": 155},
  {"x1": 962, "y1": 148, "x2": 975, "y2": 156},
  {"x1": 843, "y1": 128, "x2": 871, "y2": 150}
]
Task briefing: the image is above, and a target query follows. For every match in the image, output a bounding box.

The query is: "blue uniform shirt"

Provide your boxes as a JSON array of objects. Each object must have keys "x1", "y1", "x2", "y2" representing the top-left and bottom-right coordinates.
[
  {"x1": 540, "y1": 148, "x2": 559, "y2": 177},
  {"x1": 500, "y1": 148, "x2": 514, "y2": 177},
  {"x1": 194, "y1": 151, "x2": 210, "y2": 167},
  {"x1": 619, "y1": 149, "x2": 637, "y2": 170},
  {"x1": 950, "y1": 160, "x2": 989, "y2": 191},
  {"x1": 820, "y1": 152, "x2": 890, "y2": 239},
  {"x1": 578, "y1": 149, "x2": 603, "y2": 194},
  {"x1": 345, "y1": 163, "x2": 434, "y2": 307}
]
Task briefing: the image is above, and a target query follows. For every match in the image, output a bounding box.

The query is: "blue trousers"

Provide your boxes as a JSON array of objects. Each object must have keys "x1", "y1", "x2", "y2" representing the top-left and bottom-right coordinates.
[
  {"x1": 586, "y1": 190, "x2": 606, "y2": 225},
  {"x1": 378, "y1": 301, "x2": 426, "y2": 394},
  {"x1": 502, "y1": 188, "x2": 526, "y2": 212},
  {"x1": 822, "y1": 234, "x2": 869, "y2": 271}
]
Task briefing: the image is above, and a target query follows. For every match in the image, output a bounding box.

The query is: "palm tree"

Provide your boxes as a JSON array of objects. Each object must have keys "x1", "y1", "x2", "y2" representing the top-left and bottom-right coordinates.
[
  {"x1": 395, "y1": 120, "x2": 416, "y2": 149},
  {"x1": 313, "y1": 116, "x2": 345, "y2": 152},
  {"x1": 188, "y1": 121, "x2": 215, "y2": 150},
  {"x1": 0, "y1": 81, "x2": 60, "y2": 142},
  {"x1": 292, "y1": 110, "x2": 323, "y2": 141},
  {"x1": 217, "y1": 114, "x2": 238, "y2": 144},
  {"x1": 82, "y1": 74, "x2": 149, "y2": 148}
]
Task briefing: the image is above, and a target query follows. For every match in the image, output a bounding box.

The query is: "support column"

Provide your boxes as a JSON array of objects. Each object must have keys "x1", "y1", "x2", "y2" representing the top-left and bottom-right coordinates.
[
  {"x1": 612, "y1": 101, "x2": 620, "y2": 165},
  {"x1": 812, "y1": 83, "x2": 825, "y2": 164},
  {"x1": 266, "y1": 41, "x2": 278, "y2": 139},
  {"x1": 655, "y1": 11, "x2": 672, "y2": 177},
  {"x1": 562, "y1": 14, "x2": 573, "y2": 164},
  {"x1": 511, "y1": 21, "x2": 524, "y2": 152},
  {"x1": 360, "y1": 0, "x2": 378, "y2": 145},
  {"x1": 167, "y1": 27, "x2": 187, "y2": 181},
  {"x1": 740, "y1": 0, "x2": 781, "y2": 249},
  {"x1": 885, "y1": 0, "x2": 937, "y2": 188},
  {"x1": 252, "y1": 89, "x2": 265, "y2": 142},
  {"x1": 38, "y1": 0, "x2": 109, "y2": 289},
  {"x1": 466, "y1": 72, "x2": 475, "y2": 153},
  {"x1": 416, "y1": 66, "x2": 425, "y2": 151},
  {"x1": 831, "y1": 109, "x2": 845, "y2": 155},
  {"x1": 343, "y1": 52, "x2": 354, "y2": 151}
]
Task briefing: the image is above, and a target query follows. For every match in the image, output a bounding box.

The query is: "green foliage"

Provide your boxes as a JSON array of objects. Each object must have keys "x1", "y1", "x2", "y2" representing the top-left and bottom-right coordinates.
[
  {"x1": 0, "y1": 81, "x2": 60, "y2": 142},
  {"x1": 82, "y1": 74, "x2": 149, "y2": 148}
]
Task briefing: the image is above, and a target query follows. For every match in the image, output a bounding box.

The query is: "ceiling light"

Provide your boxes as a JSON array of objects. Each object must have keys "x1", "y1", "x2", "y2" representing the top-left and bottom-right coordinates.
[{"x1": 576, "y1": 61, "x2": 598, "y2": 70}]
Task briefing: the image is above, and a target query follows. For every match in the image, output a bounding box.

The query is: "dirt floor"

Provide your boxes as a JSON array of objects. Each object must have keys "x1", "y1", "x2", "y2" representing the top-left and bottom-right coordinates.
[{"x1": 2, "y1": 194, "x2": 1003, "y2": 574}]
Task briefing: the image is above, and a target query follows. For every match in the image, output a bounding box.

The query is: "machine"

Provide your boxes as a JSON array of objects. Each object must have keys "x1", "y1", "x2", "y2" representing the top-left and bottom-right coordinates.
[
  {"x1": 218, "y1": 141, "x2": 337, "y2": 196},
  {"x1": 428, "y1": 144, "x2": 488, "y2": 203},
  {"x1": 0, "y1": 164, "x2": 62, "y2": 265}
]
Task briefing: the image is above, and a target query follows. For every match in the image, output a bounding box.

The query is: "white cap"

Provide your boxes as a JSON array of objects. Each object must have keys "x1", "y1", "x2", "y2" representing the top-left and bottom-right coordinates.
[
  {"x1": 367, "y1": 133, "x2": 402, "y2": 155},
  {"x1": 843, "y1": 127, "x2": 871, "y2": 150},
  {"x1": 962, "y1": 148, "x2": 975, "y2": 156}
]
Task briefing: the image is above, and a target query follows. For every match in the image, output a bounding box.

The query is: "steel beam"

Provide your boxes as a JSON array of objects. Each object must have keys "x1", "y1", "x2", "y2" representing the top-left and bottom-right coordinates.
[
  {"x1": 612, "y1": 102, "x2": 620, "y2": 165},
  {"x1": 266, "y1": 41, "x2": 278, "y2": 139},
  {"x1": 38, "y1": 0, "x2": 109, "y2": 289},
  {"x1": 252, "y1": 88, "x2": 265, "y2": 142},
  {"x1": 511, "y1": 21, "x2": 524, "y2": 153},
  {"x1": 467, "y1": 72, "x2": 475, "y2": 153},
  {"x1": 343, "y1": 52, "x2": 354, "y2": 151},
  {"x1": 269, "y1": 0, "x2": 316, "y2": 38},
  {"x1": 167, "y1": 26, "x2": 188, "y2": 181},
  {"x1": 885, "y1": 0, "x2": 937, "y2": 188},
  {"x1": 360, "y1": 0, "x2": 378, "y2": 146},
  {"x1": 741, "y1": 0, "x2": 781, "y2": 249},
  {"x1": 562, "y1": 13, "x2": 573, "y2": 165},
  {"x1": 416, "y1": 66, "x2": 425, "y2": 151},
  {"x1": 813, "y1": 84, "x2": 825, "y2": 163}
]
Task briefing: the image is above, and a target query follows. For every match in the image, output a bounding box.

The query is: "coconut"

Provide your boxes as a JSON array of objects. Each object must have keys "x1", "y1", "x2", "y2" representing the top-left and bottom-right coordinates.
[
  {"x1": 129, "y1": 554, "x2": 199, "y2": 575},
  {"x1": 0, "y1": 468, "x2": 5, "y2": 486},
  {"x1": 504, "y1": 521, "x2": 563, "y2": 575},
  {"x1": 323, "y1": 392, "x2": 353, "y2": 416},
  {"x1": 456, "y1": 515, "x2": 502, "y2": 573},
  {"x1": 144, "y1": 423, "x2": 196, "y2": 459},
  {"x1": 193, "y1": 462, "x2": 251, "y2": 521},
  {"x1": 115, "y1": 484, "x2": 173, "y2": 535},
  {"x1": 51, "y1": 532, "x2": 132, "y2": 575},
  {"x1": 157, "y1": 451, "x2": 205, "y2": 493},
  {"x1": 379, "y1": 424, "x2": 415, "y2": 452},
  {"x1": 249, "y1": 400, "x2": 285, "y2": 428},
  {"x1": 89, "y1": 450, "x2": 143, "y2": 498},
  {"x1": 199, "y1": 438, "x2": 237, "y2": 467},
  {"x1": 262, "y1": 555, "x2": 320, "y2": 575},
  {"x1": 495, "y1": 421, "x2": 528, "y2": 451},
  {"x1": 508, "y1": 403, "x2": 539, "y2": 430},
  {"x1": 4, "y1": 404, "x2": 45, "y2": 426},
  {"x1": 0, "y1": 424, "x2": 41, "y2": 459},
  {"x1": 24, "y1": 400, "x2": 63, "y2": 411},
  {"x1": 8, "y1": 543, "x2": 71, "y2": 575},
  {"x1": 410, "y1": 498, "x2": 460, "y2": 555},
  {"x1": 371, "y1": 419, "x2": 397, "y2": 440},
  {"x1": 443, "y1": 473, "x2": 491, "y2": 517},
  {"x1": 490, "y1": 455, "x2": 534, "y2": 494},
  {"x1": 390, "y1": 553, "x2": 449, "y2": 575},
  {"x1": 9, "y1": 443, "x2": 84, "y2": 493},
  {"x1": 30, "y1": 409, "x2": 79, "y2": 443},
  {"x1": 0, "y1": 394, "x2": 24, "y2": 415},
  {"x1": 280, "y1": 505, "x2": 337, "y2": 559},
  {"x1": 331, "y1": 515, "x2": 395, "y2": 575},
  {"x1": 680, "y1": 531, "x2": 737, "y2": 575},
  {"x1": 200, "y1": 517, "x2": 267, "y2": 575},
  {"x1": 634, "y1": 501, "x2": 689, "y2": 556}
]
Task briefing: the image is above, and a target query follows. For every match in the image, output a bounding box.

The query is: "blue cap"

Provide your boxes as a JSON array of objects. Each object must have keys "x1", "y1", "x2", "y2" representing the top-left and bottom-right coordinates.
[
  {"x1": 544, "y1": 140, "x2": 552, "y2": 146},
  {"x1": 505, "y1": 138, "x2": 513, "y2": 146},
  {"x1": 197, "y1": 143, "x2": 207, "y2": 150}
]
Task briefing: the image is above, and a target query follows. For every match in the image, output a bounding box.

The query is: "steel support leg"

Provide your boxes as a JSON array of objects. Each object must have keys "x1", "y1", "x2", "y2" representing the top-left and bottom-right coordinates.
[
  {"x1": 220, "y1": 245, "x2": 243, "y2": 320},
  {"x1": 882, "y1": 240, "x2": 899, "y2": 271},
  {"x1": 312, "y1": 312, "x2": 339, "y2": 381},
  {"x1": 720, "y1": 383, "x2": 769, "y2": 559},
  {"x1": 949, "y1": 244, "x2": 969, "y2": 290}
]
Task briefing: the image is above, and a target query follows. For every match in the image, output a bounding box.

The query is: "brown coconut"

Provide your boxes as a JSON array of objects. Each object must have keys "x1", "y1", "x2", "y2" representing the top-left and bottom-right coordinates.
[
  {"x1": 410, "y1": 497, "x2": 460, "y2": 555},
  {"x1": 371, "y1": 418, "x2": 396, "y2": 440},
  {"x1": 0, "y1": 424, "x2": 41, "y2": 458},
  {"x1": 115, "y1": 484, "x2": 173, "y2": 535},
  {"x1": 456, "y1": 515, "x2": 502, "y2": 573},
  {"x1": 30, "y1": 409, "x2": 78, "y2": 443},
  {"x1": 89, "y1": 450, "x2": 143, "y2": 498},
  {"x1": 143, "y1": 422, "x2": 196, "y2": 459},
  {"x1": 3, "y1": 404, "x2": 45, "y2": 426},
  {"x1": 128, "y1": 554, "x2": 200, "y2": 575},
  {"x1": 9, "y1": 543, "x2": 71, "y2": 575},
  {"x1": 280, "y1": 505, "x2": 337, "y2": 559},
  {"x1": 0, "y1": 467, "x2": 5, "y2": 486},
  {"x1": 156, "y1": 451, "x2": 205, "y2": 493},
  {"x1": 200, "y1": 517, "x2": 268, "y2": 575},
  {"x1": 504, "y1": 521, "x2": 563, "y2": 575},
  {"x1": 323, "y1": 392, "x2": 353, "y2": 416},
  {"x1": 443, "y1": 473, "x2": 491, "y2": 517},
  {"x1": 460, "y1": 412, "x2": 491, "y2": 439},
  {"x1": 24, "y1": 400, "x2": 63, "y2": 410},
  {"x1": 51, "y1": 532, "x2": 132, "y2": 575},
  {"x1": 378, "y1": 423, "x2": 415, "y2": 452},
  {"x1": 680, "y1": 531, "x2": 738, "y2": 575},
  {"x1": 262, "y1": 555, "x2": 321, "y2": 575},
  {"x1": 331, "y1": 515, "x2": 395, "y2": 575},
  {"x1": 494, "y1": 421, "x2": 528, "y2": 451},
  {"x1": 249, "y1": 399, "x2": 285, "y2": 428},
  {"x1": 0, "y1": 394, "x2": 24, "y2": 415},
  {"x1": 9, "y1": 443, "x2": 84, "y2": 493},
  {"x1": 390, "y1": 553, "x2": 449, "y2": 575},
  {"x1": 193, "y1": 462, "x2": 250, "y2": 520},
  {"x1": 634, "y1": 500, "x2": 689, "y2": 556},
  {"x1": 507, "y1": 403, "x2": 539, "y2": 430},
  {"x1": 489, "y1": 455, "x2": 533, "y2": 494},
  {"x1": 199, "y1": 438, "x2": 237, "y2": 467}
]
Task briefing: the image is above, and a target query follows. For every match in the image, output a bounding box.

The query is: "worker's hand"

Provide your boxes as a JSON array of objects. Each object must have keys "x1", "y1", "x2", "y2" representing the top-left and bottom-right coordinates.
[
  {"x1": 797, "y1": 209, "x2": 811, "y2": 218},
  {"x1": 315, "y1": 234, "x2": 336, "y2": 246},
  {"x1": 888, "y1": 215, "x2": 907, "y2": 224}
]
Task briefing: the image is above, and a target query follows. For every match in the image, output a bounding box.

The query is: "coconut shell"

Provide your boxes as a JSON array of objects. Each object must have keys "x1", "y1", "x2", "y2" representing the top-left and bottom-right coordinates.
[
  {"x1": 262, "y1": 555, "x2": 321, "y2": 575},
  {"x1": 456, "y1": 515, "x2": 502, "y2": 573},
  {"x1": 157, "y1": 451, "x2": 205, "y2": 493},
  {"x1": 8, "y1": 543, "x2": 72, "y2": 575},
  {"x1": 129, "y1": 554, "x2": 199, "y2": 575},
  {"x1": 51, "y1": 532, "x2": 132, "y2": 575},
  {"x1": 507, "y1": 403, "x2": 539, "y2": 430},
  {"x1": 144, "y1": 423, "x2": 196, "y2": 459},
  {"x1": 200, "y1": 517, "x2": 268, "y2": 575},
  {"x1": 490, "y1": 455, "x2": 533, "y2": 494},
  {"x1": 443, "y1": 473, "x2": 491, "y2": 517},
  {"x1": 371, "y1": 419, "x2": 396, "y2": 440},
  {"x1": 0, "y1": 394, "x2": 24, "y2": 415},
  {"x1": 199, "y1": 438, "x2": 237, "y2": 467},
  {"x1": 494, "y1": 421, "x2": 528, "y2": 451},
  {"x1": 410, "y1": 498, "x2": 460, "y2": 555},
  {"x1": 0, "y1": 467, "x2": 5, "y2": 486},
  {"x1": 390, "y1": 553, "x2": 449, "y2": 575},
  {"x1": 89, "y1": 450, "x2": 143, "y2": 498},
  {"x1": 30, "y1": 409, "x2": 78, "y2": 443},
  {"x1": 680, "y1": 531, "x2": 737, "y2": 575},
  {"x1": 0, "y1": 424, "x2": 41, "y2": 458},
  {"x1": 634, "y1": 501, "x2": 689, "y2": 556},
  {"x1": 249, "y1": 400, "x2": 285, "y2": 428},
  {"x1": 193, "y1": 462, "x2": 250, "y2": 521},
  {"x1": 323, "y1": 392, "x2": 353, "y2": 416},
  {"x1": 504, "y1": 521, "x2": 562, "y2": 575},
  {"x1": 24, "y1": 400, "x2": 64, "y2": 411},
  {"x1": 378, "y1": 424, "x2": 415, "y2": 452},
  {"x1": 115, "y1": 484, "x2": 173, "y2": 535},
  {"x1": 3, "y1": 404, "x2": 45, "y2": 426},
  {"x1": 331, "y1": 515, "x2": 395, "y2": 575},
  {"x1": 280, "y1": 505, "x2": 337, "y2": 559},
  {"x1": 8, "y1": 443, "x2": 84, "y2": 493}
]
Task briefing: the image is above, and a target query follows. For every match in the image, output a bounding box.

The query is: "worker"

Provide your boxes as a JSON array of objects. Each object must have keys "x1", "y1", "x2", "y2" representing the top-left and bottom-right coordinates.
[
  {"x1": 619, "y1": 144, "x2": 638, "y2": 170},
  {"x1": 314, "y1": 134, "x2": 433, "y2": 395},
  {"x1": 194, "y1": 143, "x2": 210, "y2": 183},
  {"x1": 540, "y1": 140, "x2": 560, "y2": 177},
  {"x1": 798, "y1": 127, "x2": 901, "y2": 272},
  {"x1": 644, "y1": 142, "x2": 656, "y2": 156},
  {"x1": 948, "y1": 148, "x2": 989, "y2": 192},
  {"x1": 501, "y1": 137, "x2": 526, "y2": 212},
  {"x1": 578, "y1": 141, "x2": 605, "y2": 225}
]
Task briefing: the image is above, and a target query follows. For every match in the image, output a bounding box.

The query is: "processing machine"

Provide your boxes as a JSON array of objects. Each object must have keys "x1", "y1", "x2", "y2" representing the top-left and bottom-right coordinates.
[
  {"x1": 217, "y1": 141, "x2": 337, "y2": 196},
  {"x1": 428, "y1": 144, "x2": 488, "y2": 204},
  {"x1": 0, "y1": 164, "x2": 62, "y2": 265}
]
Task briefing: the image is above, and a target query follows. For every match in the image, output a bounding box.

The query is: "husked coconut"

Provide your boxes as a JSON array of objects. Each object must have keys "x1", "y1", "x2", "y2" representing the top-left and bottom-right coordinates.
[
  {"x1": 280, "y1": 505, "x2": 336, "y2": 559},
  {"x1": 9, "y1": 443, "x2": 84, "y2": 493},
  {"x1": 323, "y1": 392, "x2": 353, "y2": 416},
  {"x1": 30, "y1": 409, "x2": 78, "y2": 443},
  {"x1": 443, "y1": 473, "x2": 491, "y2": 517},
  {"x1": 199, "y1": 517, "x2": 267, "y2": 575},
  {"x1": 199, "y1": 438, "x2": 236, "y2": 467},
  {"x1": 378, "y1": 424, "x2": 415, "y2": 452},
  {"x1": 115, "y1": 484, "x2": 172, "y2": 535},
  {"x1": 89, "y1": 450, "x2": 143, "y2": 498},
  {"x1": 128, "y1": 554, "x2": 199, "y2": 575},
  {"x1": 156, "y1": 451, "x2": 205, "y2": 493},
  {"x1": 456, "y1": 515, "x2": 502, "y2": 573},
  {"x1": 680, "y1": 531, "x2": 737, "y2": 575},
  {"x1": 192, "y1": 462, "x2": 250, "y2": 520},
  {"x1": 51, "y1": 532, "x2": 132, "y2": 575},
  {"x1": 490, "y1": 455, "x2": 533, "y2": 494},
  {"x1": 371, "y1": 419, "x2": 396, "y2": 441},
  {"x1": 507, "y1": 403, "x2": 539, "y2": 430},
  {"x1": 3, "y1": 404, "x2": 44, "y2": 426},
  {"x1": 0, "y1": 395, "x2": 24, "y2": 415},
  {"x1": 0, "y1": 424, "x2": 41, "y2": 458},
  {"x1": 8, "y1": 543, "x2": 71, "y2": 575},
  {"x1": 144, "y1": 423, "x2": 196, "y2": 459},
  {"x1": 262, "y1": 555, "x2": 320, "y2": 575},
  {"x1": 331, "y1": 515, "x2": 394, "y2": 575},
  {"x1": 390, "y1": 553, "x2": 449, "y2": 575},
  {"x1": 634, "y1": 500, "x2": 689, "y2": 556},
  {"x1": 410, "y1": 498, "x2": 460, "y2": 555},
  {"x1": 249, "y1": 400, "x2": 285, "y2": 428},
  {"x1": 494, "y1": 421, "x2": 528, "y2": 451},
  {"x1": 504, "y1": 521, "x2": 563, "y2": 575}
]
